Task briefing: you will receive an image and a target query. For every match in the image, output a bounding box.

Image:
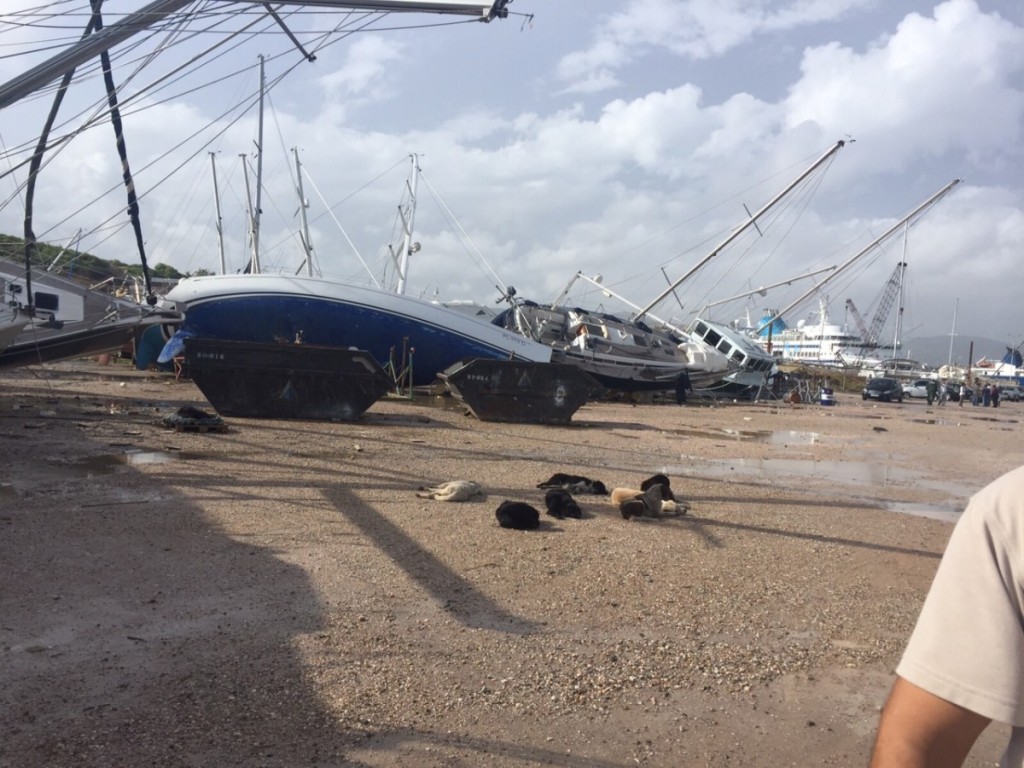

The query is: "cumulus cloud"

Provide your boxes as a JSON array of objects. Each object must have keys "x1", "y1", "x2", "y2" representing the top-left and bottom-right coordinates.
[
  {"x1": 316, "y1": 35, "x2": 404, "y2": 115},
  {"x1": 785, "y1": 0, "x2": 1024, "y2": 173},
  {"x1": 557, "y1": 0, "x2": 871, "y2": 92}
]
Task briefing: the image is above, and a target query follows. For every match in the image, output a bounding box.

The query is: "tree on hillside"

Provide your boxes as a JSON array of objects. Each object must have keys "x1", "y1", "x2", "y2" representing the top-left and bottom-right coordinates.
[{"x1": 0, "y1": 233, "x2": 187, "y2": 284}]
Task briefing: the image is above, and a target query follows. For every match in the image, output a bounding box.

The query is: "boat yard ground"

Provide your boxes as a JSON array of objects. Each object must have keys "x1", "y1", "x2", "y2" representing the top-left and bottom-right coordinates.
[{"x1": 2, "y1": 359, "x2": 1021, "y2": 767}]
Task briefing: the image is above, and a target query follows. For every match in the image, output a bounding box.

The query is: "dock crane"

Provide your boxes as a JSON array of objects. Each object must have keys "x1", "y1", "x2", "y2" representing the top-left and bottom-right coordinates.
[{"x1": 844, "y1": 262, "x2": 906, "y2": 354}]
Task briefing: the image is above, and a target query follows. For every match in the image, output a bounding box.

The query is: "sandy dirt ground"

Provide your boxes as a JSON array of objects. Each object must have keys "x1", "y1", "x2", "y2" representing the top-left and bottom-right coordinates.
[{"x1": 2, "y1": 358, "x2": 1023, "y2": 767}]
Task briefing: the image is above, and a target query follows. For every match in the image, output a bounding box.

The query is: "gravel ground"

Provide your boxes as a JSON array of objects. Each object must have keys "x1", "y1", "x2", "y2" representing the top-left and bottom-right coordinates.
[{"x1": 2, "y1": 359, "x2": 1023, "y2": 767}]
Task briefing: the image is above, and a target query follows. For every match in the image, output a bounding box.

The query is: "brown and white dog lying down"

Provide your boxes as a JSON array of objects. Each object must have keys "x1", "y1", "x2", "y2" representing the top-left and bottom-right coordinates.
[{"x1": 612, "y1": 483, "x2": 688, "y2": 519}]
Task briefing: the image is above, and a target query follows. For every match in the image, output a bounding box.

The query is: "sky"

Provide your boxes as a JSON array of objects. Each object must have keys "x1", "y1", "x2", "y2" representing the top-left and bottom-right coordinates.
[{"x1": 1, "y1": 0, "x2": 1022, "y2": 357}]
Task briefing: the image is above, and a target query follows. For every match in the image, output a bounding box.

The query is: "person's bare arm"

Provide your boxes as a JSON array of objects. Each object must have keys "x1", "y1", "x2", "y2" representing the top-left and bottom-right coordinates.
[{"x1": 870, "y1": 676, "x2": 991, "y2": 768}]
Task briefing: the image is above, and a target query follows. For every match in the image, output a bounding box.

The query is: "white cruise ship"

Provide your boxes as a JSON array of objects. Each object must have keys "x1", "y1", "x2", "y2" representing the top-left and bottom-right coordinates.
[{"x1": 751, "y1": 300, "x2": 891, "y2": 368}]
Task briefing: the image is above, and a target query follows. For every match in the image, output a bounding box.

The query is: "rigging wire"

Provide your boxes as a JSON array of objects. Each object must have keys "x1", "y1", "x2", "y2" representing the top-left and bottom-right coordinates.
[
  {"x1": 579, "y1": 144, "x2": 845, "y2": 321},
  {"x1": 418, "y1": 167, "x2": 507, "y2": 295},
  {"x1": 680, "y1": 156, "x2": 838, "y2": 321},
  {"x1": 1, "y1": 2, "x2": 500, "y2": 273}
]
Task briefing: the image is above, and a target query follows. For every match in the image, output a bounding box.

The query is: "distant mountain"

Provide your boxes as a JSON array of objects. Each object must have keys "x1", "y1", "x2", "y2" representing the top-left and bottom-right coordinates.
[{"x1": 898, "y1": 335, "x2": 1017, "y2": 369}]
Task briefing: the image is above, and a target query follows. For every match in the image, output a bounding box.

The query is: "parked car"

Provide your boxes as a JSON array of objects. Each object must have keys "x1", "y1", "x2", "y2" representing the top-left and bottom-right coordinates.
[
  {"x1": 946, "y1": 385, "x2": 973, "y2": 403},
  {"x1": 863, "y1": 377, "x2": 904, "y2": 403},
  {"x1": 902, "y1": 379, "x2": 933, "y2": 399},
  {"x1": 999, "y1": 385, "x2": 1023, "y2": 402}
]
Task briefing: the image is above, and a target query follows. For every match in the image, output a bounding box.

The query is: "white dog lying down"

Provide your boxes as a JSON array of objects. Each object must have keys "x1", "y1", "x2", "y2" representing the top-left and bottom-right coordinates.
[{"x1": 416, "y1": 480, "x2": 484, "y2": 502}]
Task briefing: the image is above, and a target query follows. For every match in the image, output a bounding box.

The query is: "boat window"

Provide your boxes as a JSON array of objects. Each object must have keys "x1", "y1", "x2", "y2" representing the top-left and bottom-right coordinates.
[
  {"x1": 704, "y1": 328, "x2": 722, "y2": 346},
  {"x1": 731, "y1": 349, "x2": 746, "y2": 364},
  {"x1": 694, "y1": 321, "x2": 709, "y2": 338},
  {"x1": 34, "y1": 291, "x2": 59, "y2": 312}
]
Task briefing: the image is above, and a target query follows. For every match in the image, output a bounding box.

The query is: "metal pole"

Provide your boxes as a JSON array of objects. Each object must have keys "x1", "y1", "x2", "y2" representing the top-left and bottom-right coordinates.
[
  {"x1": 209, "y1": 152, "x2": 226, "y2": 274},
  {"x1": 396, "y1": 154, "x2": 419, "y2": 295},
  {"x1": 251, "y1": 55, "x2": 265, "y2": 274},
  {"x1": 947, "y1": 298, "x2": 959, "y2": 367},
  {"x1": 293, "y1": 147, "x2": 314, "y2": 276},
  {"x1": 240, "y1": 153, "x2": 257, "y2": 271},
  {"x1": 695, "y1": 264, "x2": 837, "y2": 318},
  {"x1": 892, "y1": 227, "x2": 908, "y2": 356}
]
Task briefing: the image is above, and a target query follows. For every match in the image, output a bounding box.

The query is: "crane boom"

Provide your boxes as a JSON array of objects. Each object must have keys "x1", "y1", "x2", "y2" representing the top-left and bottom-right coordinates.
[
  {"x1": 845, "y1": 298, "x2": 870, "y2": 341},
  {"x1": 863, "y1": 262, "x2": 906, "y2": 348}
]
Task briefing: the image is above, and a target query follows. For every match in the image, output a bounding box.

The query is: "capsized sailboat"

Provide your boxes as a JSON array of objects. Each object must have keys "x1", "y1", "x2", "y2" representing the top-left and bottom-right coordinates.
[
  {"x1": 501, "y1": 141, "x2": 850, "y2": 393},
  {"x1": 0, "y1": 258, "x2": 172, "y2": 370},
  {"x1": 161, "y1": 273, "x2": 552, "y2": 386},
  {"x1": 0, "y1": 301, "x2": 30, "y2": 357},
  {"x1": 492, "y1": 280, "x2": 732, "y2": 393}
]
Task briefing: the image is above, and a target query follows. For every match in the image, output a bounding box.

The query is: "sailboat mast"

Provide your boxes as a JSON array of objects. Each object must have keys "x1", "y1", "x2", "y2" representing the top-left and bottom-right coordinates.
[
  {"x1": 396, "y1": 154, "x2": 420, "y2": 295},
  {"x1": 241, "y1": 154, "x2": 256, "y2": 270},
  {"x1": 947, "y1": 297, "x2": 959, "y2": 367},
  {"x1": 892, "y1": 234, "x2": 907, "y2": 355},
  {"x1": 293, "y1": 147, "x2": 314, "y2": 276},
  {"x1": 636, "y1": 139, "x2": 847, "y2": 320},
  {"x1": 209, "y1": 152, "x2": 226, "y2": 275},
  {"x1": 251, "y1": 55, "x2": 266, "y2": 275}
]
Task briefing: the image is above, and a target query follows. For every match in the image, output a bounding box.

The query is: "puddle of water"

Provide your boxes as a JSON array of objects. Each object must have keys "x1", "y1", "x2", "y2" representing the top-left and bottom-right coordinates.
[
  {"x1": 671, "y1": 457, "x2": 972, "y2": 520},
  {"x1": 675, "y1": 457, "x2": 915, "y2": 485},
  {"x1": 886, "y1": 501, "x2": 963, "y2": 523},
  {"x1": 667, "y1": 428, "x2": 821, "y2": 445},
  {"x1": 72, "y1": 451, "x2": 199, "y2": 474},
  {"x1": 124, "y1": 451, "x2": 185, "y2": 465}
]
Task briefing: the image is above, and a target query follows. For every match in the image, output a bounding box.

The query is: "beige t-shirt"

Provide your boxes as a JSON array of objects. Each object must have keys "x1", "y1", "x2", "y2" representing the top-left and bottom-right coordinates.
[{"x1": 898, "y1": 464, "x2": 1024, "y2": 766}]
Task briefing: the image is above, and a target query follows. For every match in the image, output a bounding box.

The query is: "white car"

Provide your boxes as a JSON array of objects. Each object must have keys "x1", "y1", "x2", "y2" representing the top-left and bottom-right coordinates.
[{"x1": 902, "y1": 379, "x2": 933, "y2": 399}]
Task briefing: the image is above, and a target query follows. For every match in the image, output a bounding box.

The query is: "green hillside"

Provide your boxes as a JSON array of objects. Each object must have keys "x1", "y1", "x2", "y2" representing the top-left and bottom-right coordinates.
[{"x1": 0, "y1": 234, "x2": 187, "y2": 285}]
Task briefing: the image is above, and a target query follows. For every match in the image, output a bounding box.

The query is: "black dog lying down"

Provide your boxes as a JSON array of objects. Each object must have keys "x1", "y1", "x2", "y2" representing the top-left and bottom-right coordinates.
[
  {"x1": 544, "y1": 488, "x2": 582, "y2": 519},
  {"x1": 613, "y1": 473, "x2": 688, "y2": 519},
  {"x1": 614, "y1": 483, "x2": 684, "y2": 519},
  {"x1": 495, "y1": 500, "x2": 541, "y2": 530},
  {"x1": 536, "y1": 473, "x2": 608, "y2": 495},
  {"x1": 639, "y1": 473, "x2": 676, "y2": 501}
]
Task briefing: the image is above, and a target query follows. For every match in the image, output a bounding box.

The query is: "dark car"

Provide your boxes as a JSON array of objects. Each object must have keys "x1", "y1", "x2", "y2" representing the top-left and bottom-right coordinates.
[
  {"x1": 862, "y1": 377, "x2": 904, "y2": 403},
  {"x1": 946, "y1": 385, "x2": 973, "y2": 403}
]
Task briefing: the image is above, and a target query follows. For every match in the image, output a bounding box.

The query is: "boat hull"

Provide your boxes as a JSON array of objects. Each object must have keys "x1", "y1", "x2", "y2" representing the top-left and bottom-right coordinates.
[
  {"x1": 184, "y1": 338, "x2": 392, "y2": 421},
  {"x1": 439, "y1": 358, "x2": 602, "y2": 424},
  {"x1": 0, "y1": 321, "x2": 141, "y2": 369},
  {"x1": 0, "y1": 310, "x2": 29, "y2": 356},
  {"x1": 163, "y1": 275, "x2": 552, "y2": 387},
  {"x1": 555, "y1": 347, "x2": 725, "y2": 392},
  {"x1": 0, "y1": 258, "x2": 169, "y2": 370},
  {"x1": 496, "y1": 302, "x2": 733, "y2": 393}
]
